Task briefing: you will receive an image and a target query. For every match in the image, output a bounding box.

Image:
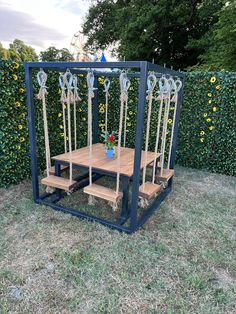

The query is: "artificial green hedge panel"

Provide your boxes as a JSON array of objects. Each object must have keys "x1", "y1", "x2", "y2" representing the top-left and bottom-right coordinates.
[{"x1": 0, "y1": 61, "x2": 235, "y2": 187}]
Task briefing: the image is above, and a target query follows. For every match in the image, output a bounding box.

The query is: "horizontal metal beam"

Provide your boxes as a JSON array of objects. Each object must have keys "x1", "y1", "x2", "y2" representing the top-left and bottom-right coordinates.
[{"x1": 147, "y1": 62, "x2": 185, "y2": 77}]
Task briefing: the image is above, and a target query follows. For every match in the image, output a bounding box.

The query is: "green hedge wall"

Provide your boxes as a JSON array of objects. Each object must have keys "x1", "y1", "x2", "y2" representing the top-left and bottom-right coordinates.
[{"x1": 0, "y1": 61, "x2": 235, "y2": 187}]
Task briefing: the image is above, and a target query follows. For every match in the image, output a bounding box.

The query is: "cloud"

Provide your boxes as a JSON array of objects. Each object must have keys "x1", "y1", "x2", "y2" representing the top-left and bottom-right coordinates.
[
  {"x1": 0, "y1": 3, "x2": 67, "y2": 48},
  {"x1": 55, "y1": 0, "x2": 89, "y2": 16}
]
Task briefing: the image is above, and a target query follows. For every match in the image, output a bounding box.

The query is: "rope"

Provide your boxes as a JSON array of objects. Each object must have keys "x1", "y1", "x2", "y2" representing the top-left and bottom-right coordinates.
[
  {"x1": 37, "y1": 69, "x2": 51, "y2": 177},
  {"x1": 152, "y1": 76, "x2": 168, "y2": 183},
  {"x1": 87, "y1": 71, "x2": 96, "y2": 186},
  {"x1": 72, "y1": 75, "x2": 81, "y2": 150},
  {"x1": 64, "y1": 70, "x2": 74, "y2": 183},
  {"x1": 142, "y1": 74, "x2": 157, "y2": 190},
  {"x1": 119, "y1": 72, "x2": 130, "y2": 147},
  {"x1": 159, "y1": 77, "x2": 174, "y2": 176},
  {"x1": 59, "y1": 74, "x2": 67, "y2": 153},
  {"x1": 116, "y1": 72, "x2": 129, "y2": 195},
  {"x1": 167, "y1": 79, "x2": 182, "y2": 169},
  {"x1": 103, "y1": 77, "x2": 110, "y2": 140}
]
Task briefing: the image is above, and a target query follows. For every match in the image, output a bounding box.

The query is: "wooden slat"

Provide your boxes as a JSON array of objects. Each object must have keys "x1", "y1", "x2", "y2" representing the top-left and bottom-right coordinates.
[
  {"x1": 41, "y1": 176, "x2": 76, "y2": 191},
  {"x1": 45, "y1": 165, "x2": 69, "y2": 175},
  {"x1": 156, "y1": 169, "x2": 174, "y2": 182},
  {"x1": 84, "y1": 184, "x2": 123, "y2": 203},
  {"x1": 52, "y1": 143, "x2": 161, "y2": 177},
  {"x1": 139, "y1": 182, "x2": 161, "y2": 199}
]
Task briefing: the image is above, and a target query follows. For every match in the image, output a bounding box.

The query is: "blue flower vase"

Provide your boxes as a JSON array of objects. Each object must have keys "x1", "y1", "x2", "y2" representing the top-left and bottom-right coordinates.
[{"x1": 106, "y1": 148, "x2": 115, "y2": 158}]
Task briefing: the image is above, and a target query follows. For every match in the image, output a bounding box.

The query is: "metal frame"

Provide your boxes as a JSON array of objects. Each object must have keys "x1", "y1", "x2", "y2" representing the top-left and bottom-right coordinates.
[{"x1": 24, "y1": 61, "x2": 185, "y2": 234}]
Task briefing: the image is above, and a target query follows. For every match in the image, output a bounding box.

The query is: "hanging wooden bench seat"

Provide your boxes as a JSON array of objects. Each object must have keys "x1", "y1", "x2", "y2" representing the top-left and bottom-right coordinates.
[
  {"x1": 41, "y1": 175, "x2": 76, "y2": 192},
  {"x1": 139, "y1": 182, "x2": 161, "y2": 200},
  {"x1": 44, "y1": 165, "x2": 69, "y2": 175},
  {"x1": 84, "y1": 184, "x2": 123, "y2": 203},
  {"x1": 156, "y1": 168, "x2": 174, "y2": 182}
]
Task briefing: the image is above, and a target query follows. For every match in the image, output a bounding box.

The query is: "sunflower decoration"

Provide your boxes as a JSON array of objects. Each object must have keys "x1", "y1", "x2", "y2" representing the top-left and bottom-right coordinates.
[
  {"x1": 168, "y1": 118, "x2": 172, "y2": 124},
  {"x1": 13, "y1": 74, "x2": 18, "y2": 81},
  {"x1": 216, "y1": 85, "x2": 221, "y2": 90},
  {"x1": 212, "y1": 107, "x2": 217, "y2": 112},
  {"x1": 209, "y1": 126, "x2": 214, "y2": 131},
  {"x1": 210, "y1": 76, "x2": 216, "y2": 83},
  {"x1": 207, "y1": 93, "x2": 212, "y2": 97},
  {"x1": 58, "y1": 112, "x2": 62, "y2": 118},
  {"x1": 18, "y1": 124, "x2": 23, "y2": 130},
  {"x1": 200, "y1": 138, "x2": 204, "y2": 143},
  {"x1": 21, "y1": 112, "x2": 26, "y2": 118},
  {"x1": 206, "y1": 118, "x2": 211, "y2": 122},
  {"x1": 200, "y1": 130, "x2": 205, "y2": 136},
  {"x1": 13, "y1": 62, "x2": 20, "y2": 69},
  {"x1": 19, "y1": 136, "x2": 25, "y2": 142},
  {"x1": 19, "y1": 88, "x2": 25, "y2": 93},
  {"x1": 59, "y1": 125, "x2": 63, "y2": 129},
  {"x1": 15, "y1": 101, "x2": 21, "y2": 108},
  {"x1": 203, "y1": 113, "x2": 208, "y2": 118},
  {"x1": 208, "y1": 99, "x2": 212, "y2": 104}
]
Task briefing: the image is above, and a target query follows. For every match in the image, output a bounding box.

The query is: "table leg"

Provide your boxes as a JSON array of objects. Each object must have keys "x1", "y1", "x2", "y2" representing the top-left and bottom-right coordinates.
[
  {"x1": 55, "y1": 161, "x2": 62, "y2": 199},
  {"x1": 118, "y1": 175, "x2": 130, "y2": 225}
]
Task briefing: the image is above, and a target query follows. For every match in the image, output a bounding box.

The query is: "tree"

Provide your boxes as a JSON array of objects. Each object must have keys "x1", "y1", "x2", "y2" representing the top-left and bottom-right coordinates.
[
  {"x1": 189, "y1": 0, "x2": 236, "y2": 70},
  {"x1": 83, "y1": 0, "x2": 224, "y2": 69},
  {"x1": 0, "y1": 42, "x2": 9, "y2": 60},
  {"x1": 40, "y1": 47, "x2": 74, "y2": 61},
  {"x1": 8, "y1": 39, "x2": 38, "y2": 61}
]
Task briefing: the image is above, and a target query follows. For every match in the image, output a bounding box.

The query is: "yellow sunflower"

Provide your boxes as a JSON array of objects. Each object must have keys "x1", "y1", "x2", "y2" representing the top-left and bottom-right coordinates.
[
  {"x1": 127, "y1": 122, "x2": 132, "y2": 127},
  {"x1": 21, "y1": 112, "x2": 26, "y2": 118},
  {"x1": 216, "y1": 85, "x2": 221, "y2": 90},
  {"x1": 78, "y1": 108, "x2": 82, "y2": 112},
  {"x1": 203, "y1": 113, "x2": 208, "y2": 117},
  {"x1": 19, "y1": 88, "x2": 25, "y2": 93},
  {"x1": 60, "y1": 133, "x2": 64, "y2": 137},
  {"x1": 200, "y1": 130, "x2": 205, "y2": 136},
  {"x1": 15, "y1": 101, "x2": 21, "y2": 108},
  {"x1": 129, "y1": 111, "x2": 133, "y2": 115},
  {"x1": 13, "y1": 74, "x2": 18, "y2": 80},
  {"x1": 210, "y1": 76, "x2": 216, "y2": 83},
  {"x1": 59, "y1": 125, "x2": 63, "y2": 129},
  {"x1": 16, "y1": 145, "x2": 21, "y2": 150},
  {"x1": 58, "y1": 112, "x2": 62, "y2": 118},
  {"x1": 209, "y1": 126, "x2": 214, "y2": 131},
  {"x1": 200, "y1": 138, "x2": 204, "y2": 143},
  {"x1": 206, "y1": 118, "x2": 211, "y2": 122},
  {"x1": 207, "y1": 93, "x2": 212, "y2": 97},
  {"x1": 212, "y1": 107, "x2": 217, "y2": 112},
  {"x1": 99, "y1": 108, "x2": 105, "y2": 113},
  {"x1": 19, "y1": 136, "x2": 25, "y2": 142},
  {"x1": 14, "y1": 62, "x2": 20, "y2": 69},
  {"x1": 18, "y1": 124, "x2": 23, "y2": 130},
  {"x1": 208, "y1": 99, "x2": 212, "y2": 104},
  {"x1": 168, "y1": 118, "x2": 172, "y2": 124}
]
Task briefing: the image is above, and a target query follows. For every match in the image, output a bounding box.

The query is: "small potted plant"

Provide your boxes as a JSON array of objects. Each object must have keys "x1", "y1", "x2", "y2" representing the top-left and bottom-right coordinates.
[{"x1": 102, "y1": 131, "x2": 117, "y2": 158}]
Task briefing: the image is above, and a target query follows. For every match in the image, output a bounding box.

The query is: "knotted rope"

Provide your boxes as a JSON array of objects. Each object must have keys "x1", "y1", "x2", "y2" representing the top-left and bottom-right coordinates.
[
  {"x1": 59, "y1": 74, "x2": 68, "y2": 153},
  {"x1": 64, "y1": 70, "x2": 74, "y2": 183},
  {"x1": 104, "y1": 77, "x2": 110, "y2": 141},
  {"x1": 167, "y1": 79, "x2": 182, "y2": 169},
  {"x1": 72, "y1": 75, "x2": 81, "y2": 150},
  {"x1": 159, "y1": 77, "x2": 174, "y2": 176},
  {"x1": 119, "y1": 72, "x2": 130, "y2": 147},
  {"x1": 37, "y1": 69, "x2": 51, "y2": 177},
  {"x1": 142, "y1": 73, "x2": 157, "y2": 190},
  {"x1": 152, "y1": 76, "x2": 168, "y2": 183}
]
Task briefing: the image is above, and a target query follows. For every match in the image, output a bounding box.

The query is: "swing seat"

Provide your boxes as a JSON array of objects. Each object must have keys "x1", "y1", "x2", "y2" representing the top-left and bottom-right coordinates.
[
  {"x1": 84, "y1": 184, "x2": 123, "y2": 203},
  {"x1": 156, "y1": 169, "x2": 174, "y2": 182},
  {"x1": 139, "y1": 182, "x2": 161, "y2": 200},
  {"x1": 41, "y1": 175, "x2": 76, "y2": 192}
]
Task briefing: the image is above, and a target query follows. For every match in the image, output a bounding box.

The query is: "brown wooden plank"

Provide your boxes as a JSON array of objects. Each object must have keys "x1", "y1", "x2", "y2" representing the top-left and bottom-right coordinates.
[
  {"x1": 41, "y1": 176, "x2": 76, "y2": 191},
  {"x1": 46, "y1": 165, "x2": 69, "y2": 175},
  {"x1": 84, "y1": 183, "x2": 123, "y2": 203},
  {"x1": 156, "y1": 169, "x2": 174, "y2": 182},
  {"x1": 52, "y1": 143, "x2": 161, "y2": 177},
  {"x1": 139, "y1": 182, "x2": 161, "y2": 199}
]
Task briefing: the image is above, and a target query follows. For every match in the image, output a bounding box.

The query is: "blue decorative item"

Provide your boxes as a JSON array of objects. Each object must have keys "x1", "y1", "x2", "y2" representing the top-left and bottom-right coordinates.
[
  {"x1": 100, "y1": 52, "x2": 107, "y2": 62},
  {"x1": 106, "y1": 148, "x2": 114, "y2": 158}
]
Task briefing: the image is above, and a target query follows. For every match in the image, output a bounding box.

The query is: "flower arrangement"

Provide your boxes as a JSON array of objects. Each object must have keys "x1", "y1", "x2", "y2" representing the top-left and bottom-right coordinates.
[{"x1": 102, "y1": 131, "x2": 117, "y2": 150}]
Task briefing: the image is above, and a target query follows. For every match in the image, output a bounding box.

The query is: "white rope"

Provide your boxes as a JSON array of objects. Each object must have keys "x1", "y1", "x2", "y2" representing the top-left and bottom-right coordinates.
[
  {"x1": 37, "y1": 69, "x2": 51, "y2": 177},
  {"x1": 103, "y1": 77, "x2": 110, "y2": 140},
  {"x1": 159, "y1": 77, "x2": 174, "y2": 176},
  {"x1": 87, "y1": 71, "x2": 96, "y2": 186},
  {"x1": 142, "y1": 74, "x2": 157, "y2": 190},
  {"x1": 167, "y1": 79, "x2": 182, "y2": 169},
  {"x1": 120, "y1": 73, "x2": 130, "y2": 147},
  {"x1": 72, "y1": 75, "x2": 81, "y2": 150},
  {"x1": 152, "y1": 76, "x2": 168, "y2": 183},
  {"x1": 64, "y1": 70, "x2": 74, "y2": 183},
  {"x1": 59, "y1": 74, "x2": 67, "y2": 153}
]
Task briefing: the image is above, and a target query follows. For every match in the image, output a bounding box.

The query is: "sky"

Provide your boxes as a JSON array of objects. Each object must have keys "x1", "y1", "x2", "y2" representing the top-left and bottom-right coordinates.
[{"x1": 0, "y1": 0, "x2": 90, "y2": 54}]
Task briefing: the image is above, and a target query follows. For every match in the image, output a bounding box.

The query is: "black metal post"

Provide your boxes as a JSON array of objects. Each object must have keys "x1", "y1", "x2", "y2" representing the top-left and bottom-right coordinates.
[
  {"x1": 25, "y1": 65, "x2": 39, "y2": 202},
  {"x1": 130, "y1": 61, "x2": 148, "y2": 230}
]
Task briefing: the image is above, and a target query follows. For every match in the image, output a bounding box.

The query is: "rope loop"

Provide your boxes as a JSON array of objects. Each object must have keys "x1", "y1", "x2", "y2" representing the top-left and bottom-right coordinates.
[
  {"x1": 72, "y1": 74, "x2": 81, "y2": 101},
  {"x1": 175, "y1": 79, "x2": 182, "y2": 93},
  {"x1": 37, "y1": 69, "x2": 48, "y2": 99},
  {"x1": 103, "y1": 77, "x2": 110, "y2": 93},
  {"x1": 64, "y1": 69, "x2": 73, "y2": 91},
  {"x1": 59, "y1": 73, "x2": 67, "y2": 102},
  {"x1": 120, "y1": 72, "x2": 130, "y2": 102},
  {"x1": 87, "y1": 71, "x2": 97, "y2": 98},
  {"x1": 146, "y1": 73, "x2": 157, "y2": 100}
]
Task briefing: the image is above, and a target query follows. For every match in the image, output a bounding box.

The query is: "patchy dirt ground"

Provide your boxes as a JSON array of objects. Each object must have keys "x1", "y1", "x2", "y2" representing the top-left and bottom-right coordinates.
[{"x1": 0, "y1": 166, "x2": 235, "y2": 313}]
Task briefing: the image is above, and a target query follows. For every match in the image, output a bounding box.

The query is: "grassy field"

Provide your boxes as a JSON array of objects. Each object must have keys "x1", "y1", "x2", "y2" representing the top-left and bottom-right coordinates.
[{"x1": 0, "y1": 166, "x2": 235, "y2": 313}]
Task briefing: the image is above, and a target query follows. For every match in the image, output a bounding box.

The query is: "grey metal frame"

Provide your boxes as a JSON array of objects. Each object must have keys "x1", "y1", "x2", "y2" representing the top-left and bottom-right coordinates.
[{"x1": 24, "y1": 61, "x2": 185, "y2": 233}]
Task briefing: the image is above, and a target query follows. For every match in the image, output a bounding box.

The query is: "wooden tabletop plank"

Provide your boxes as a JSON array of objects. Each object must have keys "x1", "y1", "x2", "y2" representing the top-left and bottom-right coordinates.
[{"x1": 52, "y1": 143, "x2": 161, "y2": 177}]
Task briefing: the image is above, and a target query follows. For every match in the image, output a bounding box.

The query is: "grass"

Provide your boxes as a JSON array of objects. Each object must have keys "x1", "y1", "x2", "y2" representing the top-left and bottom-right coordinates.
[{"x1": 0, "y1": 165, "x2": 235, "y2": 313}]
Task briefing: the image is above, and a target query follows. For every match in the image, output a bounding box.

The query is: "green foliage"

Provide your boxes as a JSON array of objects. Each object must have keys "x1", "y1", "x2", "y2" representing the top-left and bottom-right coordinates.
[
  {"x1": 40, "y1": 46, "x2": 74, "y2": 61},
  {"x1": 83, "y1": 0, "x2": 223, "y2": 69},
  {"x1": 188, "y1": 0, "x2": 236, "y2": 70},
  {"x1": 0, "y1": 43, "x2": 9, "y2": 60},
  {"x1": 8, "y1": 39, "x2": 38, "y2": 62},
  {"x1": 0, "y1": 61, "x2": 235, "y2": 188}
]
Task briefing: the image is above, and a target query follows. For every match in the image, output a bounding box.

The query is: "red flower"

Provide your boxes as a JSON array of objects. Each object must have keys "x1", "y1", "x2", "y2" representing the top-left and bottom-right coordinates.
[{"x1": 108, "y1": 134, "x2": 115, "y2": 142}]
